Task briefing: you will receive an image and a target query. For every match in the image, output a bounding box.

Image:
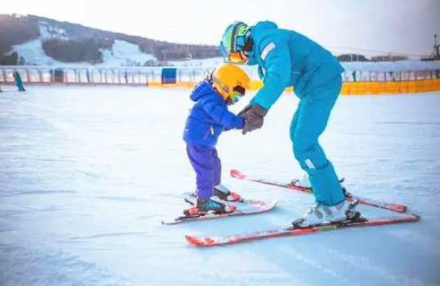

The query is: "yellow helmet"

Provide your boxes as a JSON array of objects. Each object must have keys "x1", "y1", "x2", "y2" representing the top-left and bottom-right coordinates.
[{"x1": 211, "y1": 63, "x2": 250, "y2": 104}]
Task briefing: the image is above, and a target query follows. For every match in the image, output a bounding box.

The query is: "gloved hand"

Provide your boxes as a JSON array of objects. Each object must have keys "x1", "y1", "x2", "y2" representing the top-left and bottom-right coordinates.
[
  {"x1": 238, "y1": 105, "x2": 252, "y2": 117},
  {"x1": 239, "y1": 104, "x2": 268, "y2": 135}
]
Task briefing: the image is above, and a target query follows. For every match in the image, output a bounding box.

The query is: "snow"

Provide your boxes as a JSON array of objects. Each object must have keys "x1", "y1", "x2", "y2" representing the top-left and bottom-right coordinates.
[
  {"x1": 0, "y1": 86, "x2": 439, "y2": 286},
  {"x1": 100, "y1": 40, "x2": 156, "y2": 67},
  {"x1": 39, "y1": 21, "x2": 69, "y2": 40},
  {"x1": 11, "y1": 39, "x2": 66, "y2": 66},
  {"x1": 10, "y1": 22, "x2": 89, "y2": 66},
  {"x1": 11, "y1": 21, "x2": 157, "y2": 67},
  {"x1": 12, "y1": 38, "x2": 157, "y2": 67}
]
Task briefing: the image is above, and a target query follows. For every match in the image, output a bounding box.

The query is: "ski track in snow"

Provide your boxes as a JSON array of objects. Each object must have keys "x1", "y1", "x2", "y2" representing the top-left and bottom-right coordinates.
[{"x1": 0, "y1": 86, "x2": 439, "y2": 286}]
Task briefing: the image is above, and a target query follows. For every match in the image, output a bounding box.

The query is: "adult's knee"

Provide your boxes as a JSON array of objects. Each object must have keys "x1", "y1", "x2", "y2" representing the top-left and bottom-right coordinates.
[{"x1": 293, "y1": 138, "x2": 315, "y2": 162}]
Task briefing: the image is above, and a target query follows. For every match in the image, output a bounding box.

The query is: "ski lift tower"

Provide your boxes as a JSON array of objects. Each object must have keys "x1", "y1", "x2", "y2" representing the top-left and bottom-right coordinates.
[
  {"x1": 185, "y1": 45, "x2": 192, "y2": 60},
  {"x1": 422, "y1": 34, "x2": 440, "y2": 61},
  {"x1": 434, "y1": 34, "x2": 440, "y2": 60}
]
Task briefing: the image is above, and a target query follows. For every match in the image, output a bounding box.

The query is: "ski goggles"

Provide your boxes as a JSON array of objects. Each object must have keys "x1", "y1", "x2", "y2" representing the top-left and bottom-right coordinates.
[
  {"x1": 228, "y1": 50, "x2": 248, "y2": 64},
  {"x1": 230, "y1": 90, "x2": 242, "y2": 104},
  {"x1": 227, "y1": 86, "x2": 246, "y2": 105},
  {"x1": 219, "y1": 43, "x2": 248, "y2": 64}
]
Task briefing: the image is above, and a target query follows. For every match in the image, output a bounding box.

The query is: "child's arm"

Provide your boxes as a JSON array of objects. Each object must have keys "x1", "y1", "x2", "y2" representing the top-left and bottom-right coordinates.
[{"x1": 200, "y1": 98, "x2": 244, "y2": 130}]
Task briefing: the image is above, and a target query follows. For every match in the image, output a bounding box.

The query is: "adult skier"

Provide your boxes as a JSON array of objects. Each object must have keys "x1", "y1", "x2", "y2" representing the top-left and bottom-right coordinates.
[{"x1": 220, "y1": 21, "x2": 356, "y2": 225}]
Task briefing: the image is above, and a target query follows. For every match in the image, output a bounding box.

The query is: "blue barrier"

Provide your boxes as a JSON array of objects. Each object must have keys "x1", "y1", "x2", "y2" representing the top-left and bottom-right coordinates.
[{"x1": 161, "y1": 68, "x2": 177, "y2": 84}]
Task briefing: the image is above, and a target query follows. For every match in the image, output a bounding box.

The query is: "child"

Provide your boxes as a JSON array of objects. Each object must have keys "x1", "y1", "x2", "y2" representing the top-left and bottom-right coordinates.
[{"x1": 183, "y1": 63, "x2": 250, "y2": 216}]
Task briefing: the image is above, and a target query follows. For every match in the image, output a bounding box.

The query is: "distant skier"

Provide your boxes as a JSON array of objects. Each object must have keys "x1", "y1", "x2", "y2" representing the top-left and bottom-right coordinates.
[
  {"x1": 220, "y1": 21, "x2": 356, "y2": 225},
  {"x1": 183, "y1": 63, "x2": 250, "y2": 217},
  {"x1": 13, "y1": 72, "x2": 26, "y2": 92}
]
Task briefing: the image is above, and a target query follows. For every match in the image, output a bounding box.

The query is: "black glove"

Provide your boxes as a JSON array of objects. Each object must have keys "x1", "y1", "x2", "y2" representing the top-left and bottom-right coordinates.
[{"x1": 240, "y1": 104, "x2": 268, "y2": 135}]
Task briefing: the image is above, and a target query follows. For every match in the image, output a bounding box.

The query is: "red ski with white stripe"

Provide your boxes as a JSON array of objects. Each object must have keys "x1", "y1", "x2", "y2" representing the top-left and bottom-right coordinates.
[
  {"x1": 162, "y1": 199, "x2": 277, "y2": 225},
  {"x1": 230, "y1": 169, "x2": 407, "y2": 213},
  {"x1": 185, "y1": 214, "x2": 420, "y2": 247}
]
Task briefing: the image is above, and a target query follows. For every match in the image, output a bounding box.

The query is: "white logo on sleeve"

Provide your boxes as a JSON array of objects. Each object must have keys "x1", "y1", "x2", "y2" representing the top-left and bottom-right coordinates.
[
  {"x1": 261, "y1": 42, "x2": 276, "y2": 61},
  {"x1": 305, "y1": 159, "x2": 315, "y2": 169}
]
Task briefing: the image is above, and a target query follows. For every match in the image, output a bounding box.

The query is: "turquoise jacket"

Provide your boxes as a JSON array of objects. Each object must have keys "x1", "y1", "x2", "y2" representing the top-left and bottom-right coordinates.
[{"x1": 248, "y1": 21, "x2": 344, "y2": 110}]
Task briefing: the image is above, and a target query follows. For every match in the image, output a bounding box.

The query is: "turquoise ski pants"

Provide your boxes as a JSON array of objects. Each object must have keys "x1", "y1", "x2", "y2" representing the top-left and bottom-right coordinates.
[{"x1": 290, "y1": 76, "x2": 345, "y2": 206}]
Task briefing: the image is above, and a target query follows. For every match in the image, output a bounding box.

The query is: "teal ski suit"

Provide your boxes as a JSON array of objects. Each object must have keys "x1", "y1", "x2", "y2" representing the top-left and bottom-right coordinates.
[{"x1": 248, "y1": 21, "x2": 345, "y2": 206}]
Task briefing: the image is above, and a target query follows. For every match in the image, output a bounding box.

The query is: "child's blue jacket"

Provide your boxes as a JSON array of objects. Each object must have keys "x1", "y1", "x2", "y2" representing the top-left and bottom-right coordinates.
[{"x1": 183, "y1": 80, "x2": 244, "y2": 148}]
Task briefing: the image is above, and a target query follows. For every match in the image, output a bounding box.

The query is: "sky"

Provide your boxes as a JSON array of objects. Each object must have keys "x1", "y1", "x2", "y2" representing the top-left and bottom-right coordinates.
[{"x1": 1, "y1": 0, "x2": 439, "y2": 57}]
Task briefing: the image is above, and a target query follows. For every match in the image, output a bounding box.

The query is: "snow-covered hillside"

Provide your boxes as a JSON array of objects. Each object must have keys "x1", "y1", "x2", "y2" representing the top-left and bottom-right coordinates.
[
  {"x1": 6, "y1": 18, "x2": 440, "y2": 71},
  {"x1": 12, "y1": 38, "x2": 63, "y2": 66},
  {"x1": 100, "y1": 40, "x2": 156, "y2": 67},
  {"x1": 0, "y1": 86, "x2": 439, "y2": 286},
  {"x1": 11, "y1": 22, "x2": 157, "y2": 67}
]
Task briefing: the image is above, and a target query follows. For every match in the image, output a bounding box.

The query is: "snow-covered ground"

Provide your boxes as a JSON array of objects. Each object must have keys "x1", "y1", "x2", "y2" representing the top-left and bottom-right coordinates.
[{"x1": 0, "y1": 86, "x2": 439, "y2": 286}]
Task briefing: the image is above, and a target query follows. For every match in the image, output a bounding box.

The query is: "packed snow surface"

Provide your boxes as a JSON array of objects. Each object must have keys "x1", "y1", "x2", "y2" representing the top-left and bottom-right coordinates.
[{"x1": 0, "y1": 86, "x2": 439, "y2": 286}]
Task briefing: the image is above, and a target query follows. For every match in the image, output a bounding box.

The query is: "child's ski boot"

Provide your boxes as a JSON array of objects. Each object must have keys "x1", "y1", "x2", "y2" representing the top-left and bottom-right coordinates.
[
  {"x1": 214, "y1": 184, "x2": 243, "y2": 202},
  {"x1": 184, "y1": 198, "x2": 237, "y2": 217}
]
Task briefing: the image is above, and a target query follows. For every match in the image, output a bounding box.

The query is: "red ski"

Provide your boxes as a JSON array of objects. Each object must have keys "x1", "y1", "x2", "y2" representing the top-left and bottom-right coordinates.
[
  {"x1": 162, "y1": 199, "x2": 277, "y2": 225},
  {"x1": 230, "y1": 169, "x2": 407, "y2": 213},
  {"x1": 185, "y1": 214, "x2": 420, "y2": 247}
]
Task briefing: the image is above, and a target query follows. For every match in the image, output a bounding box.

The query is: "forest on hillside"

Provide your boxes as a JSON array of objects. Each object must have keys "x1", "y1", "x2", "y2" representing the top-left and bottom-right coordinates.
[{"x1": 0, "y1": 14, "x2": 221, "y2": 64}]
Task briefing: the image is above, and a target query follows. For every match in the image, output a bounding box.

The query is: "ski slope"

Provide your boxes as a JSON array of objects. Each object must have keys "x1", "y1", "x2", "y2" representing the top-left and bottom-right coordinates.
[{"x1": 0, "y1": 86, "x2": 439, "y2": 286}]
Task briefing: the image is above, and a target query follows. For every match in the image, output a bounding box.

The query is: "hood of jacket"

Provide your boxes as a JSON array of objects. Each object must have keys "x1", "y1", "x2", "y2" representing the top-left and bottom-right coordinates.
[{"x1": 190, "y1": 80, "x2": 218, "y2": 102}]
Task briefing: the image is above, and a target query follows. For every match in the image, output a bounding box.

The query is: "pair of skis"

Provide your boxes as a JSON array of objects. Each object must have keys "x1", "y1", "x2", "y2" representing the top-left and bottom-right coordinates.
[{"x1": 170, "y1": 169, "x2": 419, "y2": 246}]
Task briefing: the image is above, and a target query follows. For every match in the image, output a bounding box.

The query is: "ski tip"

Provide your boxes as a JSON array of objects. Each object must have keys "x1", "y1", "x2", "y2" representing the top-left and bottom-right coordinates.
[
  {"x1": 230, "y1": 169, "x2": 246, "y2": 179},
  {"x1": 162, "y1": 215, "x2": 188, "y2": 225},
  {"x1": 381, "y1": 204, "x2": 407, "y2": 213},
  {"x1": 267, "y1": 200, "x2": 279, "y2": 209},
  {"x1": 185, "y1": 235, "x2": 202, "y2": 245},
  {"x1": 162, "y1": 219, "x2": 178, "y2": 225},
  {"x1": 185, "y1": 235, "x2": 215, "y2": 247},
  {"x1": 410, "y1": 213, "x2": 421, "y2": 221},
  {"x1": 395, "y1": 205, "x2": 408, "y2": 213}
]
